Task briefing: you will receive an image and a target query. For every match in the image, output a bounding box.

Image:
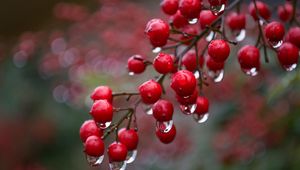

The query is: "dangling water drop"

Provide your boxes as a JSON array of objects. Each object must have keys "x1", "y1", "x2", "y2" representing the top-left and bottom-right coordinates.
[
  {"x1": 152, "y1": 47, "x2": 162, "y2": 53},
  {"x1": 109, "y1": 161, "x2": 127, "y2": 170},
  {"x1": 180, "y1": 103, "x2": 197, "y2": 115},
  {"x1": 259, "y1": 19, "x2": 264, "y2": 26},
  {"x1": 209, "y1": 70, "x2": 224, "y2": 83},
  {"x1": 283, "y1": 63, "x2": 297, "y2": 71},
  {"x1": 193, "y1": 113, "x2": 209, "y2": 123},
  {"x1": 128, "y1": 72, "x2": 135, "y2": 76},
  {"x1": 206, "y1": 31, "x2": 215, "y2": 42},
  {"x1": 235, "y1": 29, "x2": 246, "y2": 42},
  {"x1": 126, "y1": 150, "x2": 137, "y2": 164},
  {"x1": 270, "y1": 40, "x2": 283, "y2": 49},
  {"x1": 97, "y1": 121, "x2": 112, "y2": 129},
  {"x1": 143, "y1": 105, "x2": 153, "y2": 115},
  {"x1": 210, "y1": 4, "x2": 226, "y2": 16},
  {"x1": 188, "y1": 18, "x2": 198, "y2": 24},
  {"x1": 86, "y1": 154, "x2": 104, "y2": 166},
  {"x1": 156, "y1": 120, "x2": 173, "y2": 133},
  {"x1": 194, "y1": 70, "x2": 200, "y2": 79},
  {"x1": 242, "y1": 67, "x2": 258, "y2": 76}
]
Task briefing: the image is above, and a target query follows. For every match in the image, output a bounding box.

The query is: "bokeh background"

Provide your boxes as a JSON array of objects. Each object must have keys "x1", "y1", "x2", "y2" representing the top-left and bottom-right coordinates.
[{"x1": 0, "y1": 0, "x2": 300, "y2": 170}]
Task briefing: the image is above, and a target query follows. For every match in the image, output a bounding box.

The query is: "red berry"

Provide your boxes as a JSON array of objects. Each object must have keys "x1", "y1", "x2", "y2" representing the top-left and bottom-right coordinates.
[
  {"x1": 206, "y1": 55, "x2": 224, "y2": 71},
  {"x1": 199, "y1": 10, "x2": 218, "y2": 29},
  {"x1": 285, "y1": 27, "x2": 300, "y2": 48},
  {"x1": 153, "y1": 53, "x2": 174, "y2": 74},
  {"x1": 179, "y1": 0, "x2": 202, "y2": 20},
  {"x1": 90, "y1": 86, "x2": 112, "y2": 103},
  {"x1": 90, "y1": 100, "x2": 113, "y2": 124},
  {"x1": 277, "y1": 42, "x2": 299, "y2": 69},
  {"x1": 127, "y1": 55, "x2": 146, "y2": 74},
  {"x1": 145, "y1": 19, "x2": 170, "y2": 47},
  {"x1": 170, "y1": 10, "x2": 189, "y2": 29},
  {"x1": 249, "y1": 1, "x2": 271, "y2": 20},
  {"x1": 161, "y1": 0, "x2": 179, "y2": 15},
  {"x1": 277, "y1": 3, "x2": 293, "y2": 22},
  {"x1": 170, "y1": 70, "x2": 197, "y2": 96},
  {"x1": 156, "y1": 124, "x2": 176, "y2": 144},
  {"x1": 84, "y1": 135, "x2": 105, "y2": 157},
  {"x1": 264, "y1": 21, "x2": 285, "y2": 42},
  {"x1": 118, "y1": 128, "x2": 139, "y2": 151},
  {"x1": 176, "y1": 88, "x2": 198, "y2": 105},
  {"x1": 195, "y1": 96, "x2": 209, "y2": 115},
  {"x1": 80, "y1": 120, "x2": 103, "y2": 142},
  {"x1": 108, "y1": 142, "x2": 128, "y2": 162},
  {"x1": 138, "y1": 80, "x2": 162, "y2": 104},
  {"x1": 226, "y1": 12, "x2": 246, "y2": 31},
  {"x1": 180, "y1": 26, "x2": 198, "y2": 45},
  {"x1": 237, "y1": 45, "x2": 260, "y2": 70},
  {"x1": 208, "y1": 0, "x2": 227, "y2": 6},
  {"x1": 208, "y1": 39, "x2": 230, "y2": 63},
  {"x1": 182, "y1": 50, "x2": 204, "y2": 71},
  {"x1": 152, "y1": 99, "x2": 174, "y2": 122}
]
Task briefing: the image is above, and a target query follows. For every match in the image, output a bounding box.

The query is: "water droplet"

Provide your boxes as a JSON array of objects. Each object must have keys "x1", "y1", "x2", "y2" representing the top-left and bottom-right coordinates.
[
  {"x1": 97, "y1": 121, "x2": 112, "y2": 129},
  {"x1": 210, "y1": 4, "x2": 225, "y2": 16},
  {"x1": 283, "y1": 63, "x2": 297, "y2": 71},
  {"x1": 143, "y1": 105, "x2": 153, "y2": 115},
  {"x1": 188, "y1": 18, "x2": 198, "y2": 24},
  {"x1": 209, "y1": 70, "x2": 224, "y2": 83},
  {"x1": 259, "y1": 19, "x2": 264, "y2": 26},
  {"x1": 128, "y1": 72, "x2": 135, "y2": 76},
  {"x1": 193, "y1": 113, "x2": 209, "y2": 123},
  {"x1": 152, "y1": 47, "x2": 162, "y2": 53},
  {"x1": 235, "y1": 29, "x2": 246, "y2": 42},
  {"x1": 206, "y1": 31, "x2": 215, "y2": 42},
  {"x1": 109, "y1": 161, "x2": 127, "y2": 170},
  {"x1": 86, "y1": 154, "x2": 104, "y2": 166},
  {"x1": 242, "y1": 67, "x2": 258, "y2": 76},
  {"x1": 126, "y1": 150, "x2": 137, "y2": 164},
  {"x1": 156, "y1": 120, "x2": 173, "y2": 133},
  {"x1": 269, "y1": 40, "x2": 283, "y2": 49},
  {"x1": 194, "y1": 70, "x2": 200, "y2": 79},
  {"x1": 180, "y1": 103, "x2": 197, "y2": 115}
]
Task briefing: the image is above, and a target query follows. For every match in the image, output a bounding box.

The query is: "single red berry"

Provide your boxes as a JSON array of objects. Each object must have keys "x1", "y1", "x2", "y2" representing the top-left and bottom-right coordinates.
[
  {"x1": 237, "y1": 45, "x2": 260, "y2": 70},
  {"x1": 226, "y1": 12, "x2": 246, "y2": 31},
  {"x1": 195, "y1": 96, "x2": 209, "y2": 115},
  {"x1": 90, "y1": 86, "x2": 112, "y2": 103},
  {"x1": 90, "y1": 100, "x2": 113, "y2": 124},
  {"x1": 118, "y1": 128, "x2": 139, "y2": 151},
  {"x1": 152, "y1": 99, "x2": 174, "y2": 122},
  {"x1": 145, "y1": 19, "x2": 170, "y2": 47},
  {"x1": 277, "y1": 3, "x2": 293, "y2": 22},
  {"x1": 182, "y1": 50, "x2": 204, "y2": 71},
  {"x1": 179, "y1": 0, "x2": 202, "y2": 20},
  {"x1": 285, "y1": 27, "x2": 300, "y2": 48},
  {"x1": 84, "y1": 135, "x2": 105, "y2": 157},
  {"x1": 208, "y1": 39, "x2": 230, "y2": 63},
  {"x1": 156, "y1": 124, "x2": 176, "y2": 144},
  {"x1": 199, "y1": 10, "x2": 218, "y2": 29},
  {"x1": 170, "y1": 10, "x2": 189, "y2": 29},
  {"x1": 80, "y1": 120, "x2": 103, "y2": 142},
  {"x1": 180, "y1": 26, "x2": 198, "y2": 45},
  {"x1": 264, "y1": 21, "x2": 285, "y2": 42},
  {"x1": 176, "y1": 88, "x2": 198, "y2": 105},
  {"x1": 277, "y1": 42, "x2": 299, "y2": 69},
  {"x1": 138, "y1": 80, "x2": 162, "y2": 104},
  {"x1": 208, "y1": 0, "x2": 227, "y2": 6},
  {"x1": 161, "y1": 0, "x2": 179, "y2": 15},
  {"x1": 249, "y1": 1, "x2": 271, "y2": 20},
  {"x1": 206, "y1": 55, "x2": 224, "y2": 71},
  {"x1": 153, "y1": 53, "x2": 174, "y2": 74},
  {"x1": 170, "y1": 70, "x2": 197, "y2": 96},
  {"x1": 107, "y1": 142, "x2": 128, "y2": 162},
  {"x1": 127, "y1": 55, "x2": 146, "y2": 74}
]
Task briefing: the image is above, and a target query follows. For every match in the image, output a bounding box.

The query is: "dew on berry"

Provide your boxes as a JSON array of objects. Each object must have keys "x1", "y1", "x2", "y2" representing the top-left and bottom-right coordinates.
[
  {"x1": 270, "y1": 40, "x2": 283, "y2": 49},
  {"x1": 109, "y1": 161, "x2": 127, "y2": 170},
  {"x1": 194, "y1": 70, "x2": 200, "y2": 79},
  {"x1": 206, "y1": 31, "x2": 215, "y2": 42},
  {"x1": 125, "y1": 150, "x2": 137, "y2": 164},
  {"x1": 283, "y1": 64, "x2": 297, "y2": 72},
  {"x1": 156, "y1": 120, "x2": 173, "y2": 133},
  {"x1": 128, "y1": 71, "x2": 135, "y2": 76},
  {"x1": 210, "y1": 4, "x2": 225, "y2": 16},
  {"x1": 86, "y1": 154, "x2": 104, "y2": 166},
  {"x1": 259, "y1": 19, "x2": 264, "y2": 26},
  {"x1": 242, "y1": 67, "x2": 258, "y2": 77},
  {"x1": 193, "y1": 113, "x2": 209, "y2": 123},
  {"x1": 188, "y1": 18, "x2": 198, "y2": 24},
  {"x1": 152, "y1": 47, "x2": 162, "y2": 53},
  {"x1": 209, "y1": 70, "x2": 224, "y2": 83},
  {"x1": 180, "y1": 103, "x2": 197, "y2": 115},
  {"x1": 143, "y1": 104, "x2": 153, "y2": 115},
  {"x1": 97, "y1": 121, "x2": 112, "y2": 129},
  {"x1": 234, "y1": 29, "x2": 246, "y2": 42}
]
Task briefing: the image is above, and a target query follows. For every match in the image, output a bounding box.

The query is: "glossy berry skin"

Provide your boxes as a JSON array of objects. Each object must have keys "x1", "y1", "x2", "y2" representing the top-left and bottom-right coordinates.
[
  {"x1": 176, "y1": 89, "x2": 198, "y2": 105},
  {"x1": 208, "y1": 39, "x2": 230, "y2": 63},
  {"x1": 206, "y1": 55, "x2": 224, "y2": 71},
  {"x1": 182, "y1": 50, "x2": 204, "y2": 71},
  {"x1": 264, "y1": 22, "x2": 285, "y2": 42},
  {"x1": 145, "y1": 19, "x2": 170, "y2": 47},
  {"x1": 108, "y1": 142, "x2": 128, "y2": 162},
  {"x1": 138, "y1": 80, "x2": 162, "y2": 104},
  {"x1": 199, "y1": 10, "x2": 218, "y2": 29},
  {"x1": 153, "y1": 53, "x2": 174, "y2": 74},
  {"x1": 118, "y1": 128, "x2": 139, "y2": 151},
  {"x1": 277, "y1": 3, "x2": 293, "y2": 22},
  {"x1": 277, "y1": 42, "x2": 299, "y2": 68},
  {"x1": 208, "y1": 0, "x2": 227, "y2": 6},
  {"x1": 170, "y1": 11, "x2": 189, "y2": 29},
  {"x1": 156, "y1": 124, "x2": 176, "y2": 144},
  {"x1": 127, "y1": 55, "x2": 146, "y2": 74},
  {"x1": 226, "y1": 12, "x2": 246, "y2": 31},
  {"x1": 285, "y1": 27, "x2": 300, "y2": 48},
  {"x1": 84, "y1": 135, "x2": 105, "y2": 157},
  {"x1": 90, "y1": 100, "x2": 113, "y2": 124},
  {"x1": 170, "y1": 70, "x2": 197, "y2": 97},
  {"x1": 195, "y1": 96, "x2": 209, "y2": 115},
  {"x1": 90, "y1": 86, "x2": 112, "y2": 103},
  {"x1": 161, "y1": 0, "x2": 179, "y2": 15},
  {"x1": 237, "y1": 45, "x2": 260, "y2": 70},
  {"x1": 249, "y1": 1, "x2": 271, "y2": 20},
  {"x1": 179, "y1": 0, "x2": 202, "y2": 20},
  {"x1": 80, "y1": 120, "x2": 103, "y2": 142},
  {"x1": 152, "y1": 99, "x2": 174, "y2": 122}
]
